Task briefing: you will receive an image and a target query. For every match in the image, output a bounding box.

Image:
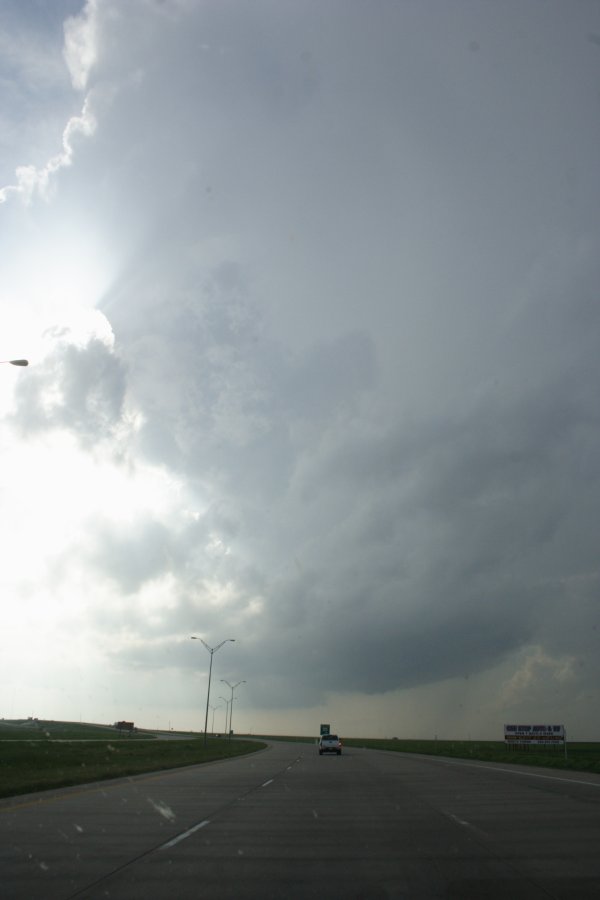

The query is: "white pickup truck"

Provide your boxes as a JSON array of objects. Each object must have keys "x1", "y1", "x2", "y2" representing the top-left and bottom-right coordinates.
[{"x1": 318, "y1": 733, "x2": 342, "y2": 755}]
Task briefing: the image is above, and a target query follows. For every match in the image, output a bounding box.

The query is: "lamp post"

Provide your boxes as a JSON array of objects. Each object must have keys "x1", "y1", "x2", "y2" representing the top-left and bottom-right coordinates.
[
  {"x1": 221, "y1": 679, "x2": 246, "y2": 740},
  {"x1": 191, "y1": 636, "x2": 235, "y2": 746},
  {"x1": 218, "y1": 696, "x2": 230, "y2": 734},
  {"x1": 209, "y1": 703, "x2": 223, "y2": 734}
]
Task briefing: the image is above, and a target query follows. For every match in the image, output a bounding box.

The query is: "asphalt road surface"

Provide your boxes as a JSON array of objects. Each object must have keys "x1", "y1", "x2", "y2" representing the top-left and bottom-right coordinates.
[{"x1": 1, "y1": 740, "x2": 600, "y2": 899}]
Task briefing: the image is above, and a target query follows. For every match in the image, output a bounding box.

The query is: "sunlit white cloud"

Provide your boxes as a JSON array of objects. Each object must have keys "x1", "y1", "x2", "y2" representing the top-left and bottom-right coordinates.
[
  {"x1": 0, "y1": 0, "x2": 98, "y2": 205},
  {"x1": 63, "y1": 0, "x2": 99, "y2": 90},
  {"x1": 0, "y1": 98, "x2": 96, "y2": 205}
]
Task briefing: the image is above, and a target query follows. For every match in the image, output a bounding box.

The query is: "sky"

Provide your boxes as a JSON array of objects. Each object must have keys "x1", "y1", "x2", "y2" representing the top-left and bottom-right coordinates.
[{"x1": 0, "y1": 0, "x2": 599, "y2": 740}]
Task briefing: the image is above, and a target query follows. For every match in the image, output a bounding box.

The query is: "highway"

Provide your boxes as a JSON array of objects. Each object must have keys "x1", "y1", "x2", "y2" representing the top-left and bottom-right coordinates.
[{"x1": 1, "y1": 740, "x2": 599, "y2": 898}]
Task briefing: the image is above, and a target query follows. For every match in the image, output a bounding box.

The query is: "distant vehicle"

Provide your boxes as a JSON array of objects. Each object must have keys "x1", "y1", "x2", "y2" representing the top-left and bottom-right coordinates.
[{"x1": 318, "y1": 733, "x2": 342, "y2": 755}]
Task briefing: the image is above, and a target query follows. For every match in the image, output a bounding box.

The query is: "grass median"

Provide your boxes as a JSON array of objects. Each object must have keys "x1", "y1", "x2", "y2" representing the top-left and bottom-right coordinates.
[{"x1": 0, "y1": 723, "x2": 266, "y2": 799}]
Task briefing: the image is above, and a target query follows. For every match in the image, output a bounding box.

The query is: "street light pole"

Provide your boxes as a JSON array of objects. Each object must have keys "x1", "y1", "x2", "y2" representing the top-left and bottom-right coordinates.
[
  {"x1": 221, "y1": 679, "x2": 246, "y2": 740},
  {"x1": 191, "y1": 637, "x2": 235, "y2": 746},
  {"x1": 218, "y1": 697, "x2": 230, "y2": 735},
  {"x1": 209, "y1": 703, "x2": 223, "y2": 734}
]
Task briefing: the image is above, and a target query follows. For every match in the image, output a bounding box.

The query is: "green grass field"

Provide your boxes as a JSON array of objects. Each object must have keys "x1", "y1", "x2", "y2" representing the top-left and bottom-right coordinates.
[
  {"x1": 0, "y1": 720, "x2": 155, "y2": 741},
  {"x1": 341, "y1": 738, "x2": 600, "y2": 773},
  {"x1": 253, "y1": 734, "x2": 600, "y2": 774},
  {"x1": 0, "y1": 720, "x2": 266, "y2": 799}
]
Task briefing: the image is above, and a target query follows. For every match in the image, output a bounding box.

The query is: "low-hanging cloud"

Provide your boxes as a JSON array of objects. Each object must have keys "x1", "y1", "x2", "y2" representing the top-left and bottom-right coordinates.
[
  {"x1": 12, "y1": 332, "x2": 127, "y2": 446},
  {"x1": 2, "y1": 0, "x2": 600, "y2": 735}
]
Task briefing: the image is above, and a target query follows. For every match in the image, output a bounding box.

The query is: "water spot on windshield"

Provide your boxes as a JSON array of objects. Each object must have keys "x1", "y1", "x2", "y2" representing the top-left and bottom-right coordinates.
[{"x1": 147, "y1": 798, "x2": 176, "y2": 822}]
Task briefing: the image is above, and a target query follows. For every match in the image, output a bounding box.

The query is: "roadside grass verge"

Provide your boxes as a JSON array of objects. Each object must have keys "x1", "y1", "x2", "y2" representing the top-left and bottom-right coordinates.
[
  {"x1": 249, "y1": 734, "x2": 600, "y2": 774},
  {"x1": 0, "y1": 738, "x2": 266, "y2": 799},
  {"x1": 342, "y1": 738, "x2": 600, "y2": 774}
]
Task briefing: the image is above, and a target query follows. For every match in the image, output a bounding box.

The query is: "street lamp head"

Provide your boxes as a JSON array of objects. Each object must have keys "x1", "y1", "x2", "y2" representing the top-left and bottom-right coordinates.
[
  {"x1": 221, "y1": 678, "x2": 245, "y2": 690},
  {"x1": 191, "y1": 636, "x2": 235, "y2": 650},
  {"x1": 1, "y1": 359, "x2": 29, "y2": 366}
]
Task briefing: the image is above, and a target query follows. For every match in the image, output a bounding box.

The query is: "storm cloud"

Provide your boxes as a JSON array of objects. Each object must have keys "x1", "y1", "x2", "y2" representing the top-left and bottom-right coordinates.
[{"x1": 0, "y1": 0, "x2": 599, "y2": 738}]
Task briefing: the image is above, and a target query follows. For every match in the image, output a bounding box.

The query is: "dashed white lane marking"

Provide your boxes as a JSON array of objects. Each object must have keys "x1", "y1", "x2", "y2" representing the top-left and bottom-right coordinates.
[
  {"x1": 159, "y1": 819, "x2": 210, "y2": 850},
  {"x1": 159, "y1": 771, "x2": 281, "y2": 850}
]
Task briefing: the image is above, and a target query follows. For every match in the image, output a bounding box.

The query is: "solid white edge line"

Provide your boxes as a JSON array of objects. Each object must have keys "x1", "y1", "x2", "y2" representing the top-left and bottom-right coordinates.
[
  {"x1": 262, "y1": 779, "x2": 274, "y2": 787},
  {"x1": 436, "y1": 757, "x2": 600, "y2": 788},
  {"x1": 159, "y1": 819, "x2": 210, "y2": 850}
]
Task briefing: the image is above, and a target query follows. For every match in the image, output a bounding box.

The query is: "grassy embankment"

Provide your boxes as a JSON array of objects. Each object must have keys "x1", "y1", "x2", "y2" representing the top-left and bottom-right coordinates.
[
  {"x1": 253, "y1": 734, "x2": 600, "y2": 774},
  {"x1": 0, "y1": 720, "x2": 266, "y2": 799}
]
